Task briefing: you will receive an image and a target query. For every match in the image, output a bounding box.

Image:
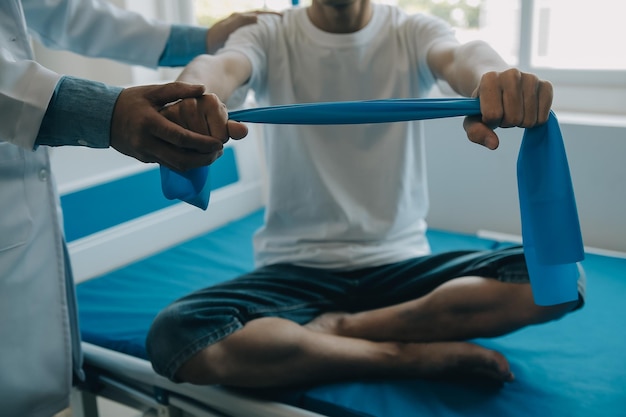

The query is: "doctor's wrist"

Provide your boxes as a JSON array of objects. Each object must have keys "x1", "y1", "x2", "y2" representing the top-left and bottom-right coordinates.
[{"x1": 36, "y1": 76, "x2": 123, "y2": 149}]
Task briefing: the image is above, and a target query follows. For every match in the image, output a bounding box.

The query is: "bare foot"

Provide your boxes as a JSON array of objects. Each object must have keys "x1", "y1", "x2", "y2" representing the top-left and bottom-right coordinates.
[
  {"x1": 398, "y1": 341, "x2": 514, "y2": 383},
  {"x1": 307, "y1": 313, "x2": 512, "y2": 383},
  {"x1": 309, "y1": 314, "x2": 513, "y2": 383}
]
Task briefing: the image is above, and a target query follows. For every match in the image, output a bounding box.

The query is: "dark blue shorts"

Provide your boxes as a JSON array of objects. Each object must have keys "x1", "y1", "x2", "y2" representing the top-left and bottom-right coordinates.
[{"x1": 146, "y1": 246, "x2": 585, "y2": 380}]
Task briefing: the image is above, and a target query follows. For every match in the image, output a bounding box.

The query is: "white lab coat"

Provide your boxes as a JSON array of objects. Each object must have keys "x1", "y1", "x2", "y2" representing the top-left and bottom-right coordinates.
[{"x1": 0, "y1": 1, "x2": 170, "y2": 415}]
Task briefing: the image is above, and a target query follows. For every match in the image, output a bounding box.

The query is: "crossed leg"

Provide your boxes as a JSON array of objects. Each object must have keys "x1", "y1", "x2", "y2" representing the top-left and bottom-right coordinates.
[{"x1": 175, "y1": 276, "x2": 578, "y2": 387}]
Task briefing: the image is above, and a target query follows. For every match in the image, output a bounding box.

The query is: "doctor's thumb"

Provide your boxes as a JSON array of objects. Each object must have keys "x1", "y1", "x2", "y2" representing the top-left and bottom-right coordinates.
[{"x1": 150, "y1": 82, "x2": 206, "y2": 106}]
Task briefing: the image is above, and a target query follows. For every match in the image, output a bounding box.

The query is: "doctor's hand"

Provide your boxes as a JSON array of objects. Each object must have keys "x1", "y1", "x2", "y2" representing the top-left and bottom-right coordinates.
[
  {"x1": 109, "y1": 82, "x2": 246, "y2": 171},
  {"x1": 206, "y1": 11, "x2": 282, "y2": 54},
  {"x1": 463, "y1": 68, "x2": 553, "y2": 150}
]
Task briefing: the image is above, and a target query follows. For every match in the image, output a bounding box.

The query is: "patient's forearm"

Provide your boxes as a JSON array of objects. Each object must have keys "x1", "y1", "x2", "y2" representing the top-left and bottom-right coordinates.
[
  {"x1": 438, "y1": 41, "x2": 510, "y2": 97},
  {"x1": 176, "y1": 53, "x2": 249, "y2": 103}
]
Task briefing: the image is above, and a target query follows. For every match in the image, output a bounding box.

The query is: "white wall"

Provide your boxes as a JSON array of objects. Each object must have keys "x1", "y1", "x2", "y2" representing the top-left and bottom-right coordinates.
[{"x1": 425, "y1": 115, "x2": 626, "y2": 253}]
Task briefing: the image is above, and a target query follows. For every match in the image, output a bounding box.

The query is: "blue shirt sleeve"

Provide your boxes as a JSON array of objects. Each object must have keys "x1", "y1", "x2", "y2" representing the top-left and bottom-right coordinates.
[
  {"x1": 35, "y1": 76, "x2": 122, "y2": 148},
  {"x1": 158, "y1": 25, "x2": 209, "y2": 67},
  {"x1": 35, "y1": 25, "x2": 208, "y2": 148}
]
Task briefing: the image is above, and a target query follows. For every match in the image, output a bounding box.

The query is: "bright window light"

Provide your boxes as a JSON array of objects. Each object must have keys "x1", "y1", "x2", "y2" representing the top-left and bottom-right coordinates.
[
  {"x1": 191, "y1": 0, "x2": 626, "y2": 115},
  {"x1": 531, "y1": 0, "x2": 626, "y2": 70}
]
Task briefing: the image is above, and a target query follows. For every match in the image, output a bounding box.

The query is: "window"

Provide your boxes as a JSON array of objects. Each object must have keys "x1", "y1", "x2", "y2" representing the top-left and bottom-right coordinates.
[
  {"x1": 529, "y1": 0, "x2": 625, "y2": 71},
  {"x1": 194, "y1": 0, "x2": 303, "y2": 26},
  {"x1": 188, "y1": 0, "x2": 626, "y2": 116}
]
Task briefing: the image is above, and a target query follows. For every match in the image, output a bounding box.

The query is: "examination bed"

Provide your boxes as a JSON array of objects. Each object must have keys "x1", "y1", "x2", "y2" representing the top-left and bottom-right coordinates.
[{"x1": 64, "y1": 142, "x2": 626, "y2": 417}]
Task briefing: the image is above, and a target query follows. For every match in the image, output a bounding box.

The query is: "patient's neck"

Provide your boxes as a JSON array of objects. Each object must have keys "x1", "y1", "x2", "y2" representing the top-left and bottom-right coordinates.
[{"x1": 307, "y1": 0, "x2": 373, "y2": 33}]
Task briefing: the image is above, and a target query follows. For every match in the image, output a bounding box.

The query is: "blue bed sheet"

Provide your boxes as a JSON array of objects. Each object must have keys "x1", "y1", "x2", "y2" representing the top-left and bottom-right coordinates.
[
  {"x1": 76, "y1": 209, "x2": 626, "y2": 417},
  {"x1": 264, "y1": 251, "x2": 626, "y2": 417}
]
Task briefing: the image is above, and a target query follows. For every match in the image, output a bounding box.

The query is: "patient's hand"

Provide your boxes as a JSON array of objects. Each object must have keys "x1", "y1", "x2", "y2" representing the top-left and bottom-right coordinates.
[
  {"x1": 463, "y1": 68, "x2": 553, "y2": 150},
  {"x1": 159, "y1": 93, "x2": 248, "y2": 162},
  {"x1": 110, "y1": 82, "x2": 247, "y2": 171}
]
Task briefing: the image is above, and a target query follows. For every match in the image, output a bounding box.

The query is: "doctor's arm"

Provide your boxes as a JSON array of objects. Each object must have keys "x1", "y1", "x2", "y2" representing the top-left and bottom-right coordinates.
[
  {"x1": 23, "y1": 0, "x2": 270, "y2": 67},
  {"x1": 24, "y1": 1, "x2": 259, "y2": 170},
  {"x1": 427, "y1": 40, "x2": 553, "y2": 150},
  {"x1": 34, "y1": 76, "x2": 244, "y2": 172},
  {"x1": 30, "y1": 32, "x2": 254, "y2": 172}
]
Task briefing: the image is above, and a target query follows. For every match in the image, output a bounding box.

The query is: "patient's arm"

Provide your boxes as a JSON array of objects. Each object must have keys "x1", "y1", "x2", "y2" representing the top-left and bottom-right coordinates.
[
  {"x1": 160, "y1": 51, "x2": 252, "y2": 140},
  {"x1": 427, "y1": 40, "x2": 553, "y2": 150},
  {"x1": 177, "y1": 51, "x2": 252, "y2": 102}
]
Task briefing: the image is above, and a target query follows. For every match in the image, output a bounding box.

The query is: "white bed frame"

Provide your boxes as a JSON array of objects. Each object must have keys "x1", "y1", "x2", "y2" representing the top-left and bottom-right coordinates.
[{"x1": 72, "y1": 344, "x2": 324, "y2": 417}]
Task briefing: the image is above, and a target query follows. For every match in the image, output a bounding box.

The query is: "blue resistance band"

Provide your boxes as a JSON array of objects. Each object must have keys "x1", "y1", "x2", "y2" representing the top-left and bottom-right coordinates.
[
  {"x1": 160, "y1": 97, "x2": 584, "y2": 306},
  {"x1": 160, "y1": 165, "x2": 211, "y2": 210}
]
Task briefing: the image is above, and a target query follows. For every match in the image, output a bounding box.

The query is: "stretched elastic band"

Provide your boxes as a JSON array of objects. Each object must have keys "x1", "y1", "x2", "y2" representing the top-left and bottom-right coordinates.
[{"x1": 160, "y1": 97, "x2": 584, "y2": 305}]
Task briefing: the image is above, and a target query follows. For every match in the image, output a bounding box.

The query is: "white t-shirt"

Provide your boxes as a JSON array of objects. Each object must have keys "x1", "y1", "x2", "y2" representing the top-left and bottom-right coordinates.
[{"x1": 221, "y1": 4, "x2": 458, "y2": 270}]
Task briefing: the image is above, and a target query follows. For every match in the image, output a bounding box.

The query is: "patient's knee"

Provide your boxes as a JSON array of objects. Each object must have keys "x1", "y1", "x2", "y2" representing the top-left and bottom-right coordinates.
[
  {"x1": 145, "y1": 306, "x2": 184, "y2": 377},
  {"x1": 145, "y1": 299, "x2": 249, "y2": 382},
  {"x1": 176, "y1": 317, "x2": 311, "y2": 386},
  {"x1": 145, "y1": 303, "x2": 221, "y2": 381}
]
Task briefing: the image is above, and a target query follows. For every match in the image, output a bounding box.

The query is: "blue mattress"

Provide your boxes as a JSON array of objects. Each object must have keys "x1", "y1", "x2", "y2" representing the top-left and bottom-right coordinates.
[{"x1": 76, "y1": 209, "x2": 626, "y2": 417}]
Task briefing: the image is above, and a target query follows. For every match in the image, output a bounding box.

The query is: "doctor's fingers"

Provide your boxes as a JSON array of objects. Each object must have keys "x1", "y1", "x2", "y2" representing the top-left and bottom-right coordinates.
[
  {"x1": 151, "y1": 119, "x2": 247, "y2": 170},
  {"x1": 111, "y1": 82, "x2": 209, "y2": 148},
  {"x1": 149, "y1": 116, "x2": 227, "y2": 155},
  {"x1": 143, "y1": 138, "x2": 224, "y2": 172},
  {"x1": 110, "y1": 118, "x2": 224, "y2": 170},
  {"x1": 143, "y1": 81, "x2": 206, "y2": 106}
]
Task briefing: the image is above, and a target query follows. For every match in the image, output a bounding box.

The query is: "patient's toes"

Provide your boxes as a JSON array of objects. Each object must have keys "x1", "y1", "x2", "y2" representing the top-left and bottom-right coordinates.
[
  {"x1": 404, "y1": 342, "x2": 513, "y2": 383},
  {"x1": 454, "y1": 345, "x2": 514, "y2": 382}
]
